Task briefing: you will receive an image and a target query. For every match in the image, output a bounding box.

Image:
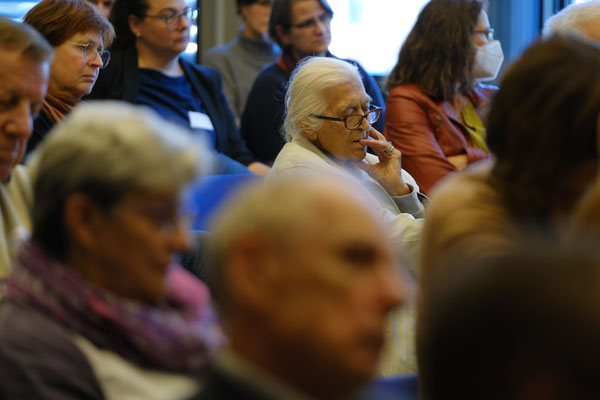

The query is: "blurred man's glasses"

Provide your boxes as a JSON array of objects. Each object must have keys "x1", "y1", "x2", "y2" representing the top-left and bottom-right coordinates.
[
  {"x1": 146, "y1": 7, "x2": 198, "y2": 30},
  {"x1": 312, "y1": 106, "x2": 382, "y2": 130},
  {"x1": 68, "y1": 41, "x2": 111, "y2": 69}
]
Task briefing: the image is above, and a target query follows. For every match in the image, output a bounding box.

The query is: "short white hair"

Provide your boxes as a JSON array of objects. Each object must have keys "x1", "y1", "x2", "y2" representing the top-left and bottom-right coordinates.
[
  {"x1": 31, "y1": 101, "x2": 211, "y2": 256},
  {"x1": 283, "y1": 57, "x2": 368, "y2": 142},
  {"x1": 543, "y1": 0, "x2": 600, "y2": 38}
]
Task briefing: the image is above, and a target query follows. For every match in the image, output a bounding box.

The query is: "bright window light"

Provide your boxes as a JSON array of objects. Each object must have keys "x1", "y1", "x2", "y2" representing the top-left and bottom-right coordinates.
[{"x1": 328, "y1": 0, "x2": 429, "y2": 76}]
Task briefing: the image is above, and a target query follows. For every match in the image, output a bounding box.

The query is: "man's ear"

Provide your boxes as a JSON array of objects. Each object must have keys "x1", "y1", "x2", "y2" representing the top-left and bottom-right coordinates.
[
  {"x1": 274, "y1": 24, "x2": 290, "y2": 46},
  {"x1": 298, "y1": 117, "x2": 318, "y2": 141},
  {"x1": 128, "y1": 14, "x2": 142, "y2": 38},
  {"x1": 63, "y1": 193, "x2": 103, "y2": 252},
  {"x1": 227, "y1": 232, "x2": 285, "y2": 314}
]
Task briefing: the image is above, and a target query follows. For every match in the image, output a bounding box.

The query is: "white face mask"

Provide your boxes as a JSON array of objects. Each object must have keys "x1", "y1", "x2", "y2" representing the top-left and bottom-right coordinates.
[{"x1": 472, "y1": 40, "x2": 504, "y2": 81}]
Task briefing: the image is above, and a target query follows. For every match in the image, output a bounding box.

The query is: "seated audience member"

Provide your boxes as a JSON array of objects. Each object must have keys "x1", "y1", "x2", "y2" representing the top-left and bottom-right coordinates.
[
  {"x1": 543, "y1": 0, "x2": 600, "y2": 40},
  {"x1": 203, "y1": 0, "x2": 281, "y2": 124},
  {"x1": 268, "y1": 57, "x2": 425, "y2": 266},
  {"x1": 0, "y1": 102, "x2": 224, "y2": 399},
  {"x1": 241, "y1": 0, "x2": 385, "y2": 165},
  {"x1": 0, "y1": 17, "x2": 51, "y2": 278},
  {"x1": 419, "y1": 34, "x2": 600, "y2": 287},
  {"x1": 24, "y1": 0, "x2": 114, "y2": 155},
  {"x1": 86, "y1": 0, "x2": 114, "y2": 18},
  {"x1": 385, "y1": 0, "x2": 500, "y2": 194},
  {"x1": 417, "y1": 34, "x2": 600, "y2": 380},
  {"x1": 419, "y1": 240, "x2": 600, "y2": 400},
  {"x1": 87, "y1": 0, "x2": 269, "y2": 175},
  {"x1": 195, "y1": 177, "x2": 408, "y2": 400}
]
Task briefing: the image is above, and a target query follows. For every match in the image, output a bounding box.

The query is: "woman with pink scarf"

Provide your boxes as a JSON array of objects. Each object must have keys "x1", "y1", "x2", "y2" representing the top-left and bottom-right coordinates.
[
  {"x1": 0, "y1": 102, "x2": 224, "y2": 399},
  {"x1": 24, "y1": 0, "x2": 115, "y2": 156}
]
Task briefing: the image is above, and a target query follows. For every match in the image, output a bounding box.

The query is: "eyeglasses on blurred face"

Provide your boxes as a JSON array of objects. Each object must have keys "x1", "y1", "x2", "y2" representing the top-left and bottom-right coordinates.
[{"x1": 145, "y1": 7, "x2": 198, "y2": 30}]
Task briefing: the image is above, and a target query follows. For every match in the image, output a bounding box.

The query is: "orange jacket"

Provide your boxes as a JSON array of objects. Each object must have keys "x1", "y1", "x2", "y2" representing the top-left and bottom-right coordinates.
[{"x1": 385, "y1": 83, "x2": 497, "y2": 195}]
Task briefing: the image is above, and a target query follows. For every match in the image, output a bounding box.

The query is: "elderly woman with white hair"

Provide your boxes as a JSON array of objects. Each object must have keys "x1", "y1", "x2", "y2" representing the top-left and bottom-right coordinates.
[
  {"x1": 0, "y1": 102, "x2": 224, "y2": 399},
  {"x1": 268, "y1": 57, "x2": 425, "y2": 264},
  {"x1": 267, "y1": 56, "x2": 425, "y2": 374}
]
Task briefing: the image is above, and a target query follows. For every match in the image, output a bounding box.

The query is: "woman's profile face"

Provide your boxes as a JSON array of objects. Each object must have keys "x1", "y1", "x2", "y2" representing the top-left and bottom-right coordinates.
[
  {"x1": 49, "y1": 30, "x2": 104, "y2": 98},
  {"x1": 82, "y1": 190, "x2": 191, "y2": 303},
  {"x1": 130, "y1": 0, "x2": 191, "y2": 57}
]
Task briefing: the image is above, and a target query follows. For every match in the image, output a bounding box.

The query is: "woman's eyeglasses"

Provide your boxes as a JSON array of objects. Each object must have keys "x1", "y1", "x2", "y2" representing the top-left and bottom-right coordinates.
[
  {"x1": 474, "y1": 28, "x2": 494, "y2": 40},
  {"x1": 146, "y1": 8, "x2": 198, "y2": 30},
  {"x1": 68, "y1": 41, "x2": 110, "y2": 69},
  {"x1": 312, "y1": 106, "x2": 382, "y2": 130}
]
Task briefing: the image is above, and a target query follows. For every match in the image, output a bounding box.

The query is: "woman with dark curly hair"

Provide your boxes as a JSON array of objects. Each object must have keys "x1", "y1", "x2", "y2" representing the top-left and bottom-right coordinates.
[{"x1": 385, "y1": 0, "x2": 501, "y2": 194}]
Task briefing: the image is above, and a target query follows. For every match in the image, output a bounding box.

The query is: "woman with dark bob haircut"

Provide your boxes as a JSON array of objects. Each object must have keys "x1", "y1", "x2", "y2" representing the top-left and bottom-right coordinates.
[
  {"x1": 385, "y1": 0, "x2": 502, "y2": 194},
  {"x1": 418, "y1": 35, "x2": 600, "y2": 382},
  {"x1": 87, "y1": 0, "x2": 270, "y2": 175},
  {"x1": 24, "y1": 0, "x2": 114, "y2": 155}
]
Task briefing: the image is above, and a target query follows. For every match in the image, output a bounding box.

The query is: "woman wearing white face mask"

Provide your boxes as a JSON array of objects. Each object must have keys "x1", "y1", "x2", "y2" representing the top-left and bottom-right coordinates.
[{"x1": 384, "y1": 0, "x2": 502, "y2": 195}]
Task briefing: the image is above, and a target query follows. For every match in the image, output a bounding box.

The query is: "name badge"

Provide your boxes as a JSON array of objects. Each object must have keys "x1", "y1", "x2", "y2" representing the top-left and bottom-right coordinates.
[{"x1": 189, "y1": 111, "x2": 214, "y2": 131}]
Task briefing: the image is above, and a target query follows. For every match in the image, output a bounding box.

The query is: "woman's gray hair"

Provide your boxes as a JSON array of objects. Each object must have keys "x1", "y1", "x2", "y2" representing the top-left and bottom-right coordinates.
[
  {"x1": 31, "y1": 101, "x2": 210, "y2": 258},
  {"x1": 283, "y1": 56, "x2": 366, "y2": 142},
  {"x1": 543, "y1": 0, "x2": 600, "y2": 38}
]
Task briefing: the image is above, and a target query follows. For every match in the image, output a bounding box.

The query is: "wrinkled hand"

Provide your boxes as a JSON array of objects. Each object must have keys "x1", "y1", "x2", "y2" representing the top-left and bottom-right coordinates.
[{"x1": 353, "y1": 128, "x2": 410, "y2": 196}]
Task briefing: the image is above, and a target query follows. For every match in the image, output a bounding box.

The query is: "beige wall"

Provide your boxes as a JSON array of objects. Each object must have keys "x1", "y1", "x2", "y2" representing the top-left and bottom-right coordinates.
[{"x1": 198, "y1": 0, "x2": 244, "y2": 61}]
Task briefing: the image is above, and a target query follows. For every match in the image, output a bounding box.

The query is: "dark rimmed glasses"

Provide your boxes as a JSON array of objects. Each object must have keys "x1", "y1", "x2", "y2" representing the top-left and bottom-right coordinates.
[
  {"x1": 146, "y1": 7, "x2": 197, "y2": 30},
  {"x1": 68, "y1": 41, "x2": 111, "y2": 69},
  {"x1": 312, "y1": 106, "x2": 382, "y2": 130}
]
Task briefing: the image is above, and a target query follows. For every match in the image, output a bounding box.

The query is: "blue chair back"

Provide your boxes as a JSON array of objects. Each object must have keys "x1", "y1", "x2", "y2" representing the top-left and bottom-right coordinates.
[{"x1": 185, "y1": 174, "x2": 262, "y2": 231}]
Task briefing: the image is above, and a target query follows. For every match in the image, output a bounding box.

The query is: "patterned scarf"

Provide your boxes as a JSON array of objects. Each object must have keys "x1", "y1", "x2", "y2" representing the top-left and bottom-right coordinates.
[
  {"x1": 4, "y1": 240, "x2": 225, "y2": 373},
  {"x1": 41, "y1": 90, "x2": 81, "y2": 125}
]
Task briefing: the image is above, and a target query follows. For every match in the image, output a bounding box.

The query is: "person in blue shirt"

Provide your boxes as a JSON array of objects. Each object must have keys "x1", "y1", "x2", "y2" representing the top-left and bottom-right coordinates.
[{"x1": 87, "y1": 0, "x2": 270, "y2": 175}]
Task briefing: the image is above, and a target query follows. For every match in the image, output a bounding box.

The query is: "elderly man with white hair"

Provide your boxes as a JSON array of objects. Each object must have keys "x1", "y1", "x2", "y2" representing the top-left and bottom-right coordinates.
[
  {"x1": 543, "y1": 0, "x2": 600, "y2": 40},
  {"x1": 267, "y1": 56, "x2": 425, "y2": 268}
]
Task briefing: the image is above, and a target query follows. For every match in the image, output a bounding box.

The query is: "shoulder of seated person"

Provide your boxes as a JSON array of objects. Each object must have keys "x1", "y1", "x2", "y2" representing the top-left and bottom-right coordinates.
[
  {"x1": 0, "y1": 301, "x2": 79, "y2": 354},
  {"x1": 428, "y1": 158, "x2": 494, "y2": 200}
]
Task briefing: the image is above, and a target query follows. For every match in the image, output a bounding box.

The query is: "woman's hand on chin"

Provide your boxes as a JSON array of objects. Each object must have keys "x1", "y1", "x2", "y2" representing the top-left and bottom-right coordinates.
[{"x1": 353, "y1": 128, "x2": 411, "y2": 196}]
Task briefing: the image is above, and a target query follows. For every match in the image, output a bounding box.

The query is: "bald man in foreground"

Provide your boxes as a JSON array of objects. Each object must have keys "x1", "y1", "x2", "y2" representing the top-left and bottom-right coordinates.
[{"x1": 195, "y1": 176, "x2": 411, "y2": 400}]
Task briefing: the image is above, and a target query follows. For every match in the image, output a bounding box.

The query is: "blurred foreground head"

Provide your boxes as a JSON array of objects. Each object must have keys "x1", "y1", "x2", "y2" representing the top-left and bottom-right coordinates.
[
  {"x1": 420, "y1": 238, "x2": 600, "y2": 400},
  {"x1": 32, "y1": 101, "x2": 207, "y2": 302},
  {"x1": 209, "y1": 176, "x2": 407, "y2": 399},
  {"x1": 543, "y1": 0, "x2": 600, "y2": 41},
  {"x1": 0, "y1": 16, "x2": 52, "y2": 180},
  {"x1": 487, "y1": 34, "x2": 600, "y2": 222}
]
